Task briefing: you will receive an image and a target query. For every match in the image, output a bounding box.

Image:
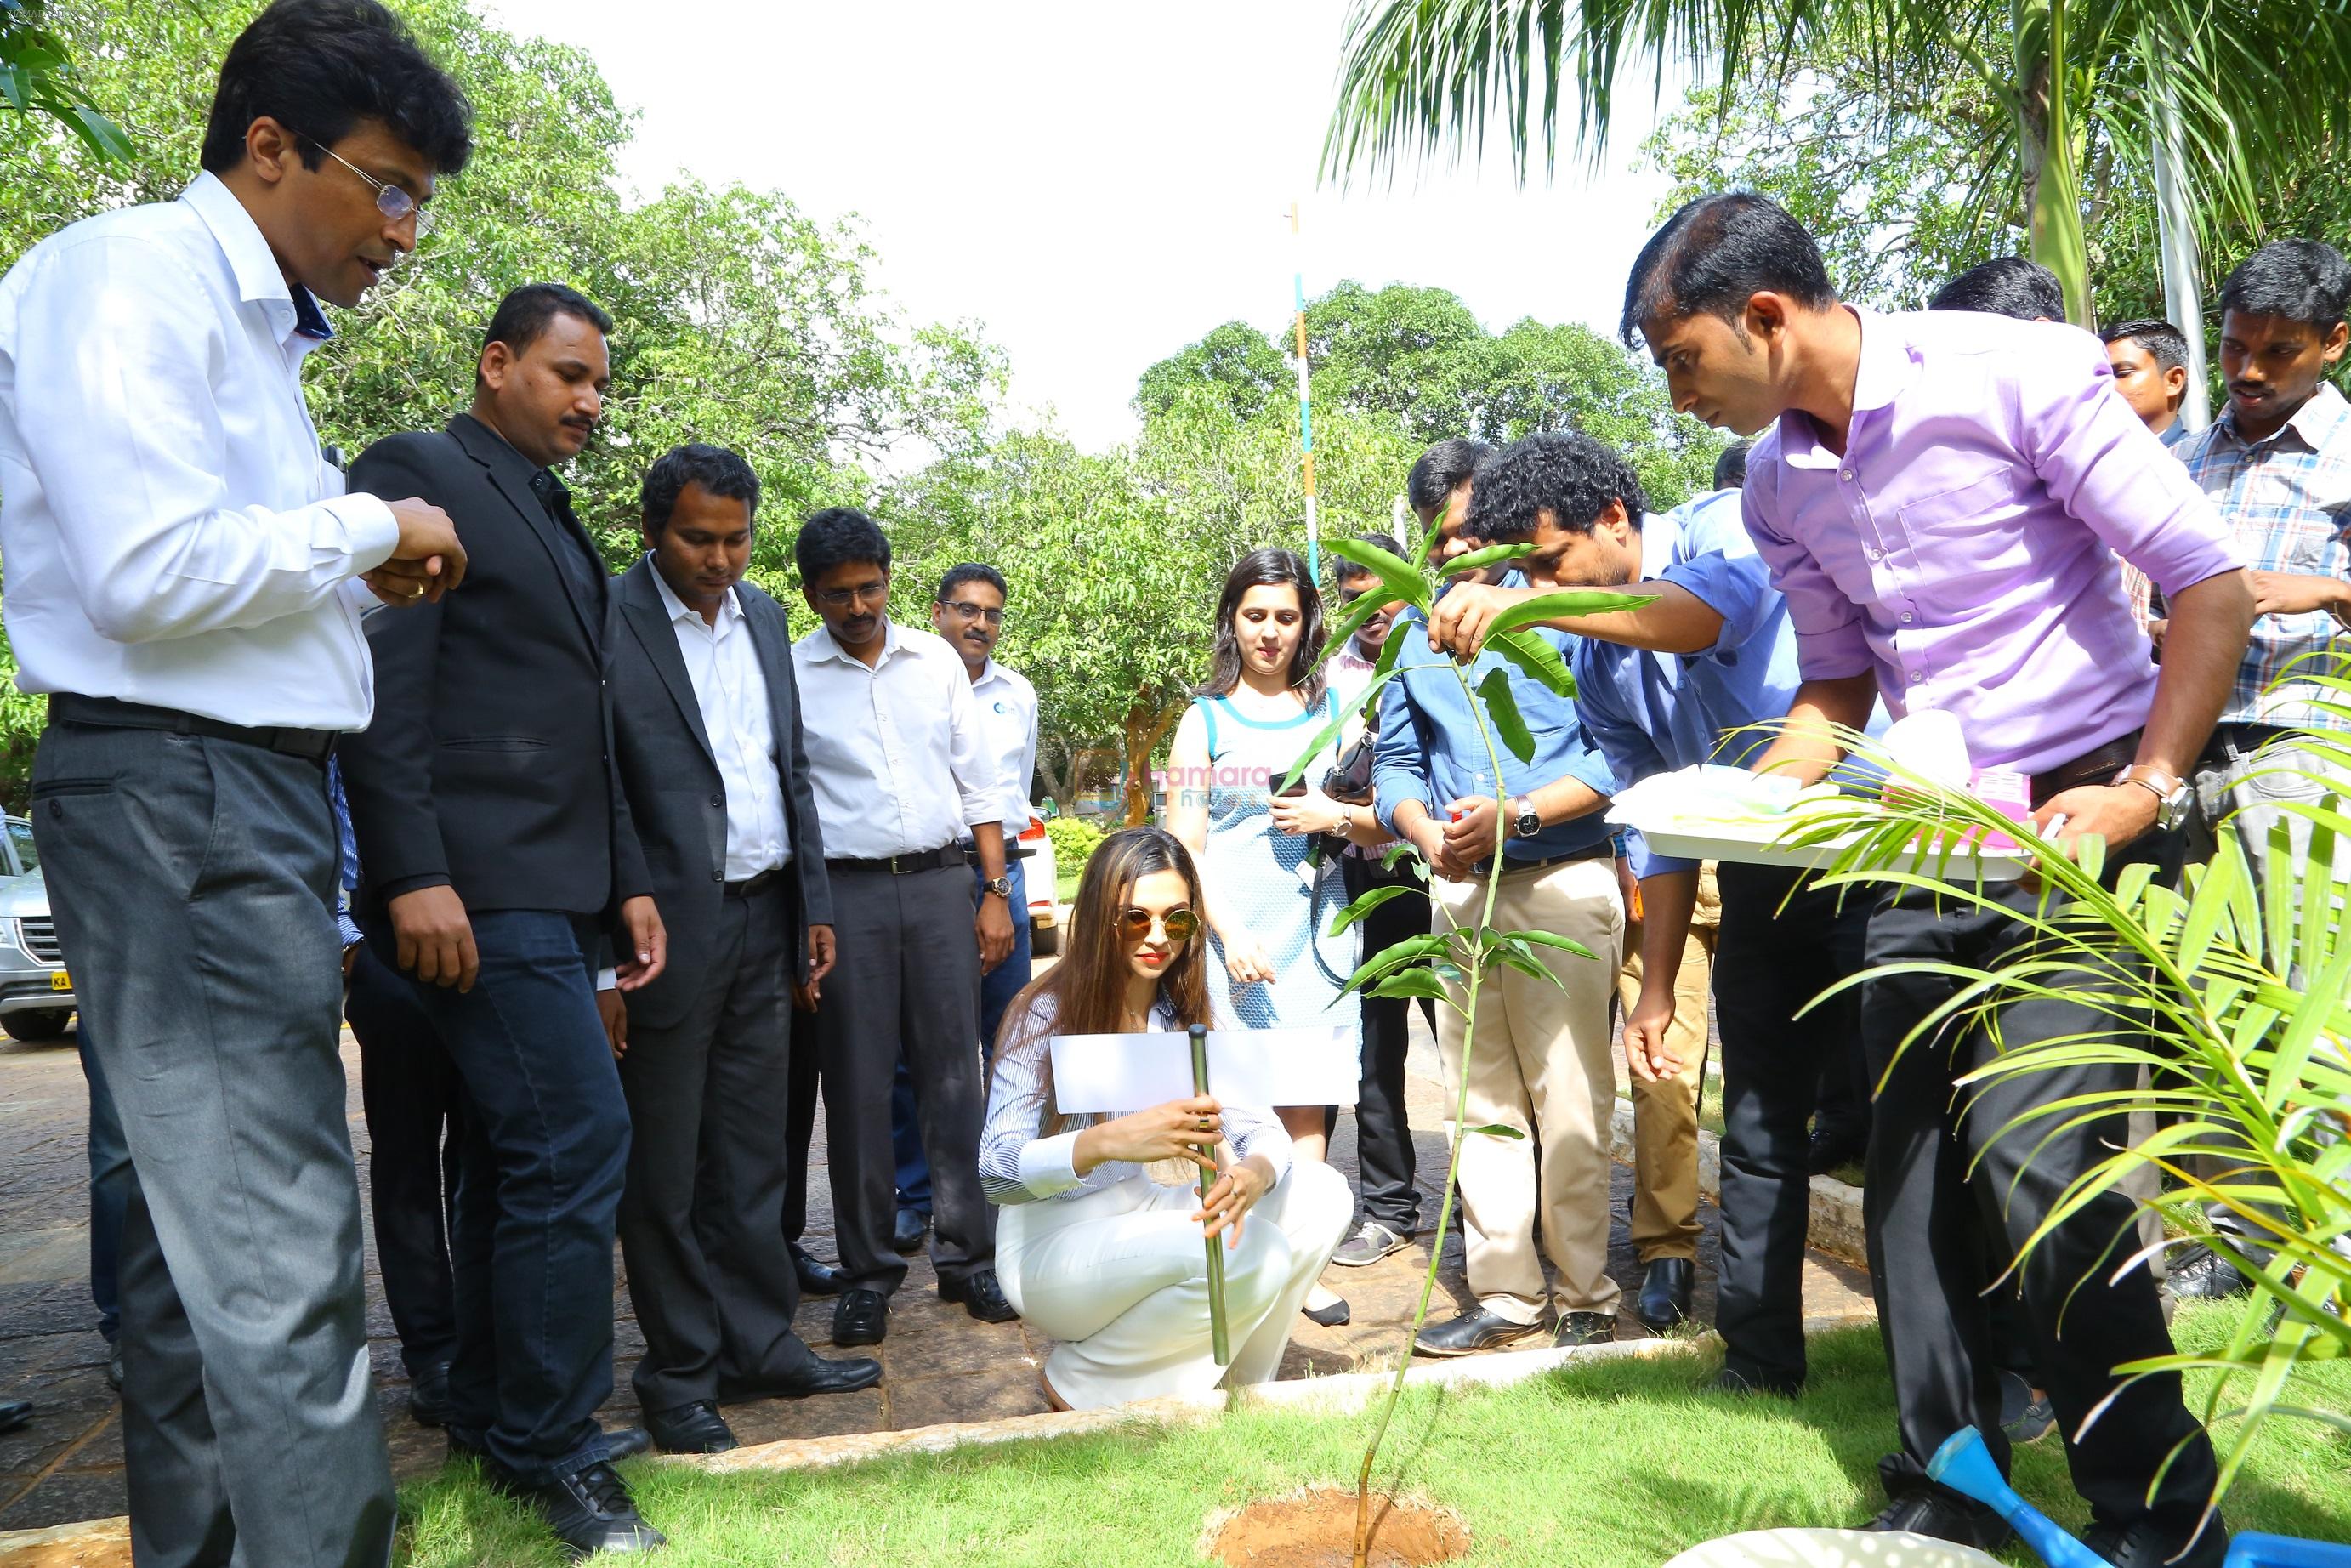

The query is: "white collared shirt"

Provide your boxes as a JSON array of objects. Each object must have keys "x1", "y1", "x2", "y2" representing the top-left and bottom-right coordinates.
[
  {"x1": 649, "y1": 564, "x2": 791, "y2": 879},
  {"x1": 0, "y1": 172, "x2": 398, "y2": 730},
  {"x1": 790, "y1": 621, "x2": 1001, "y2": 859},
  {"x1": 970, "y1": 659, "x2": 1040, "y2": 832}
]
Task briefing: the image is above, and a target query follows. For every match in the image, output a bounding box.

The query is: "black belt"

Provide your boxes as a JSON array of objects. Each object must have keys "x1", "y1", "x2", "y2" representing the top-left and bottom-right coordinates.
[
  {"x1": 2198, "y1": 723, "x2": 2292, "y2": 770},
  {"x1": 724, "y1": 868, "x2": 786, "y2": 900},
  {"x1": 1482, "y1": 841, "x2": 1614, "y2": 877},
  {"x1": 49, "y1": 694, "x2": 338, "y2": 764},
  {"x1": 2029, "y1": 728, "x2": 2141, "y2": 809},
  {"x1": 825, "y1": 844, "x2": 962, "y2": 876}
]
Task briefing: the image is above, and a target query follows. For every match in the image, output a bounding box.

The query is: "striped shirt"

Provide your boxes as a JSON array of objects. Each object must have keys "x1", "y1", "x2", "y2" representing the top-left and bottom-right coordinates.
[{"x1": 2178, "y1": 382, "x2": 2351, "y2": 729}]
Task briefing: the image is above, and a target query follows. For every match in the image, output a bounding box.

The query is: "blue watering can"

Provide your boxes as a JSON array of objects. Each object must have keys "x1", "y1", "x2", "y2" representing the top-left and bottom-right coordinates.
[{"x1": 1928, "y1": 1427, "x2": 2351, "y2": 1568}]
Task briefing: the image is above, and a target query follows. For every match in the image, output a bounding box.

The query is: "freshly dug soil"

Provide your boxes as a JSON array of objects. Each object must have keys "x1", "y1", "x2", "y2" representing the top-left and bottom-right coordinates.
[{"x1": 1206, "y1": 1486, "x2": 1470, "y2": 1568}]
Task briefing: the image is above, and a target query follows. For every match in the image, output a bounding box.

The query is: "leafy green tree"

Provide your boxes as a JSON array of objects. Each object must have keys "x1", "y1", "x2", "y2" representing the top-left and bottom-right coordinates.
[
  {"x1": 1322, "y1": 0, "x2": 2351, "y2": 327},
  {"x1": 1139, "y1": 280, "x2": 1720, "y2": 507},
  {"x1": 0, "y1": 0, "x2": 129, "y2": 160}
]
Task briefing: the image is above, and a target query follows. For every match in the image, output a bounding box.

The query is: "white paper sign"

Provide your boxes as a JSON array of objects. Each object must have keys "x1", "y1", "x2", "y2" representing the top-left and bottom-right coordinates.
[{"x1": 1047, "y1": 1027, "x2": 1360, "y2": 1113}]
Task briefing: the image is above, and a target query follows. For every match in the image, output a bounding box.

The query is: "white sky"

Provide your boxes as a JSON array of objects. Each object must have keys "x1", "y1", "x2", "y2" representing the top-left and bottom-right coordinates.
[{"x1": 486, "y1": 0, "x2": 1692, "y2": 454}]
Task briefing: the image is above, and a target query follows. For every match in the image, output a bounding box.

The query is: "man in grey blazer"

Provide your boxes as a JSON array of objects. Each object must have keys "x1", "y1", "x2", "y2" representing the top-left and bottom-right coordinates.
[{"x1": 603, "y1": 444, "x2": 882, "y2": 1455}]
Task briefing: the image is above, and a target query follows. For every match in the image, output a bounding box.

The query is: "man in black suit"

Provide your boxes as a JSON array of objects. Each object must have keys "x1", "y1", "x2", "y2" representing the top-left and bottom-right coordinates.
[
  {"x1": 601, "y1": 444, "x2": 883, "y2": 1454},
  {"x1": 340, "y1": 282, "x2": 667, "y2": 1558}
]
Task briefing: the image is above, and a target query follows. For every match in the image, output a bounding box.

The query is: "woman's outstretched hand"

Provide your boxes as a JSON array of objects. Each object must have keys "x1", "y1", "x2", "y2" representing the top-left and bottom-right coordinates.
[{"x1": 1073, "y1": 1095, "x2": 1224, "y2": 1175}]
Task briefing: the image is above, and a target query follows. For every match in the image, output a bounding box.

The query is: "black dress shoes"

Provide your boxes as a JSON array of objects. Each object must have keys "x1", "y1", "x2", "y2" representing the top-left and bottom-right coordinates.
[
  {"x1": 0, "y1": 1397, "x2": 30, "y2": 1434},
  {"x1": 892, "y1": 1207, "x2": 929, "y2": 1255},
  {"x1": 1636, "y1": 1257, "x2": 1694, "y2": 1332},
  {"x1": 1807, "y1": 1128, "x2": 1868, "y2": 1177},
  {"x1": 514, "y1": 1459, "x2": 665, "y2": 1558},
  {"x1": 602, "y1": 1426, "x2": 653, "y2": 1463},
  {"x1": 646, "y1": 1400, "x2": 738, "y2": 1455},
  {"x1": 1865, "y1": 1485, "x2": 2013, "y2": 1554},
  {"x1": 2170, "y1": 1245, "x2": 2251, "y2": 1300},
  {"x1": 1553, "y1": 1310, "x2": 1616, "y2": 1349},
  {"x1": 105, "y1": 1351, "x2": 123, "y2": 1394},
  {"x1": 938, "y1": 1267, "x2": 1018, "y2": 1323},
  {"x1": 2083, "y1": 1512, "x2": 2229, "y2": 1568},
  {"x1": 834, "y1": 1287, "x2": 889, "y2": 1346},
  {"x1": 792, "y1": 1246, "x2": 846, "y2": 1298},
  {"x1": 409, "y1": 1361, "x2": 456, "y2": 1428},
  {"x1": 752, "y1": 1355, "x2": 883, "y2": 1398},
  {"x1": 1412, "y1": 1307, "x2": 1542, "y2": 1356}
]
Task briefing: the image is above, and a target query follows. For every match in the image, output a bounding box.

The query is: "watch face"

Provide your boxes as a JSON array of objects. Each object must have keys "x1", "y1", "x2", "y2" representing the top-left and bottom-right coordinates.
[{"x1": 1514, "y1": 810, "x2": 1542, "y2": 837}]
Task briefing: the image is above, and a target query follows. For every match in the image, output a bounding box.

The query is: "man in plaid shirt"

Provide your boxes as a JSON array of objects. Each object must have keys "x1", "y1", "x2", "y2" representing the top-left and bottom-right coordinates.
[{"x1": 2178, "y1": 239, "x2": 2351, "y2": 900}]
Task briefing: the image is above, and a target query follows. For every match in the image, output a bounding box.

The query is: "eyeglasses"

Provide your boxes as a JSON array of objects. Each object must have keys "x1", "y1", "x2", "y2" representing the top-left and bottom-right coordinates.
[
  {"x1": 309, "y1": 140, "x2": 438, "y2": 239},
  {"x1": 1118, "y1": 906, "x2": 1200, "y2": 944},
  {"x1": 940, "y1": 600, "x2": 1006, "y2": 626},
  {"x1": 815, "y1": 582, "x2": 889, "y2": 609}
]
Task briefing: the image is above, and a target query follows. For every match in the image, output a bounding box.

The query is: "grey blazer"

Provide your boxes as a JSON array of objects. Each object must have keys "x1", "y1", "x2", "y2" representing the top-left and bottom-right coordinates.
[{"x1": 605, "y1": 556, "x2": 832, "y2": 1031}]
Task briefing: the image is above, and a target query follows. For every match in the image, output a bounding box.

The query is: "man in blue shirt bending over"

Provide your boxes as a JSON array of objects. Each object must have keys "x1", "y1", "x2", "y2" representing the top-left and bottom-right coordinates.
[
  {"x1": 1373, "y1": 494, "x2": 1627, "y2": 1355},
  {"x1": 1434, "y1": 430, "x2": 1872, "y2": 1397}
]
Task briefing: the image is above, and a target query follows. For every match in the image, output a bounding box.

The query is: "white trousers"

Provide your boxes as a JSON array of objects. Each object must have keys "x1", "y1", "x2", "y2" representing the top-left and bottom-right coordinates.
[{"x1": 997, "y1": 1161, "x2": 1353, "y2": 1411}]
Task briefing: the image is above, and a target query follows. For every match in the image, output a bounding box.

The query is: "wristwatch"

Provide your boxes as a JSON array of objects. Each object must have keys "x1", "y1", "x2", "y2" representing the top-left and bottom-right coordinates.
[
  {"x1": 2113, "y1": 765, "x2": 2192, "y2": 832},
  {"x1": 1508, "y1": 795, "x2": 1542, "y2": 840},
  {"x1": 980, "y1": 874, "x2": 1014, "y2": 899}
]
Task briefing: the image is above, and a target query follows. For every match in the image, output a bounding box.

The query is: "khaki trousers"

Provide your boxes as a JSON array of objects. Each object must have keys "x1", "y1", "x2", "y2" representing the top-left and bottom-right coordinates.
[
  {"x1": 1616, "y1": 863, "x2": 1719, "y2": 1263},
  {"x1": 1434, "y1": 855, "x2": 1625, "y2": 1322}
]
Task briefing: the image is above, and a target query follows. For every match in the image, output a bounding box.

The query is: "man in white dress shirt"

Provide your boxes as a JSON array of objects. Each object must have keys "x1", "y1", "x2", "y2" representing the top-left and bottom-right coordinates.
[
  {"x1": 786, "y1": 508, "x2": 1019, "y2": 1347},
  {"x1": 886, "y1": 564, "x2": 1040, "y2": 1252},
  {"x1": 0, "y1": 3, "x2": 471, "y2": 1562},
  {"x1": 604, "y1": 446, "x2": 883, "y2": 1457}
]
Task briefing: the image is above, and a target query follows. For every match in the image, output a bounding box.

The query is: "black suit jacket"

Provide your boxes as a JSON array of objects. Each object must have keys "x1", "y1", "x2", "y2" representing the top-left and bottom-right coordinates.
[
  {"x1": 340, "y1": 413, "x2": 651, "y2": 918},
  {"x1": 606, "y1": 557, "x2": 832, "y2": 1030}
]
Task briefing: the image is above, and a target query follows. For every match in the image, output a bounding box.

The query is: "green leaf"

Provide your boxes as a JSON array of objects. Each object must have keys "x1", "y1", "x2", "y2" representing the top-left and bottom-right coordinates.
[
  {"x1": 1343, "y1": 932, "x2": 1451, "y2": 993},
  {"x1": 1476, "y1": 665, "x2": 1535, "y2": 762},
  {"x1": 65, "y1": 104, "x2": 132, "y2": 162},
  {"x1": 1275, "y1": 666, "x2": 1396, "y2": 793},
  {"x1": 1483, "y1": 587, "x2": 1658, "y2": 639},
  {"x1": 1366, "y1": 968, "x2": 1454, "y2": 1005},
  {"x1": 1440, "y1": 541, "x2": 1525, "y2": 576},
  {"x1": 0, "y1": 60, "x2": 25, "y2": 113},
  {"x1": 1505, "y1": 929, "x2": 1599, "y2": 962},
  {"x1": 1465, "y1": 1123, "x2": 1526, "y2": 1139},
  {"x1": 1327, "y1": 881, "x2": 1420, "y2": 936},
  {"x1": 1486, "y1": 628, "x2": 1574, "y2": 696},
  {"x1": 1325, "y1": 536, "x2": 1432, "y2": 616}
]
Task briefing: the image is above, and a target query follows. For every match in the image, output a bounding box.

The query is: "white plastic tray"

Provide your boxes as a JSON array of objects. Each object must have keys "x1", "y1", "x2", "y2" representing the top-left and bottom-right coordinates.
[{"x1": 1631, "y1": 815, "x2": 2030, "y2": 883}]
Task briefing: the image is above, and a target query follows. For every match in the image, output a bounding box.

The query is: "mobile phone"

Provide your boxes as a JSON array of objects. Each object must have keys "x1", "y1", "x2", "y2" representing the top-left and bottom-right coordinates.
[{"x1": 1275, "y1": 777, "x2": 1309, "y2": 798}]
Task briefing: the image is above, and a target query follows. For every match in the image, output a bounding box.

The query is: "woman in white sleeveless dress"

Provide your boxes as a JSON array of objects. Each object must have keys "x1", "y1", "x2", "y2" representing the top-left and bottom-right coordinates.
[{"x1": 1165, "y1": 548, "x2": 1391, "y2": 1325}]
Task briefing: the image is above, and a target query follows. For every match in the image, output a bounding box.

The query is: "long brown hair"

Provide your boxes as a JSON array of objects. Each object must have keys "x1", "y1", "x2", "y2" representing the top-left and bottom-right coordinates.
[
  {"x1": 995, "y1": 827, "x2": 1212, "y2": 1123},
  {"x1": 1195, "y1": 548, "x2": 1328, "y2": 708}
]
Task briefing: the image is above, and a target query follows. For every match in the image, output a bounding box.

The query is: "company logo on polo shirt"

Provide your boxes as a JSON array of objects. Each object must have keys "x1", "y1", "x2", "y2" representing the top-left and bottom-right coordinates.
[{"x1": 993, "y1": 700, "x2": 1012, "y2": 715}]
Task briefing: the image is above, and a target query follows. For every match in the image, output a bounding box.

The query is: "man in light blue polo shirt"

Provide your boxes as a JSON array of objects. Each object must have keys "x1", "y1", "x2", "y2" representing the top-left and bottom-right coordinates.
[
  {"x1": 1372, "y1": 501, "x2": 1627, "y2": 1356},
  {"x1": 1440, "y1": 430, "x2": 1873, "y2": 1398}
]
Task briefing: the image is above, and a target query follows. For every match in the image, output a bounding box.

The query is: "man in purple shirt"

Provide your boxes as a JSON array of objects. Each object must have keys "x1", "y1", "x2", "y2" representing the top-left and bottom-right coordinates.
[{"x1": 1622, "y1": 192, "x2": 2254, "y2": 1567}]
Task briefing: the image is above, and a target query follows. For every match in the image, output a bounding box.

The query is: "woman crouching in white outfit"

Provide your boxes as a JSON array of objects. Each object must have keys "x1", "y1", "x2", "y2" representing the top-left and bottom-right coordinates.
[{"x1": 980, "y1": 825, "x2": 1352, "y2": 1412}]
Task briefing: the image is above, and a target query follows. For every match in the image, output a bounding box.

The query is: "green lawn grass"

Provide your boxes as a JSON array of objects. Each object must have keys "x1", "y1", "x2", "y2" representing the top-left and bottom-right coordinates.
[{"x1": 394, "y1": 1304, "x2": 2350, "y2": 1566}]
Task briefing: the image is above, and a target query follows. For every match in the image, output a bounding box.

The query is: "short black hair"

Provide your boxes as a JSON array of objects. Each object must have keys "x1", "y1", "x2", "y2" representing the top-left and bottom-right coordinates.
[
  {"x1": 2219, "y1": 240, "x2": 2351, "y2": 332},
  {"x1": 482, "y1": 282, "x2": 612, "y2": 365},
  {"x1": 936, "y1": 564, "x2": 1008, "y2": 603},
  {"x1": 1406, "y1": 439, "x2": 1492, "y2": 515},
  {"x1": 1333, "y1": 532, "x2": 1405, "y2": 584},
  {"x1": 1621, "y1": 191, "x2": 1837, "y2": 349},
  {"x1": 2100, "y1": 318, "x2": 2190, "y2": 375},
  {"x1": 1462, "y1": 432, "x2": 1649, "y2": 544},
  {"x1": 795, "y1": 507, "x2": 891, "y2": 583},
  {"x1": 202, "y1": 0, "x2": 474, "y2": 176},
  {"x1": 1712, "y1": 440, "x2": 1752, "y2": 491},
  {"x1": 641, "y1": 444, "x2": 758, "y2": 537},
  {"x1": 1927, "y1": 257, "x2": 2064, "y2": 321}
]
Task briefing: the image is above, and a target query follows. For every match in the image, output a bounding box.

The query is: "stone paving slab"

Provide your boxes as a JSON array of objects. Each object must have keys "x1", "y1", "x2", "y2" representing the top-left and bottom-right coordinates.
[{"x1": 0, "y1": 1003, "x2": 1874, "y2": 1537}]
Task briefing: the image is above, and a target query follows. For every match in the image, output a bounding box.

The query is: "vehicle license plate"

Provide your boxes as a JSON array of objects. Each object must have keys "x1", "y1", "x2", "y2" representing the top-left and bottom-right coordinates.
[{"x1": 49, "y1": 970, "x2": 71, "y2": 991}]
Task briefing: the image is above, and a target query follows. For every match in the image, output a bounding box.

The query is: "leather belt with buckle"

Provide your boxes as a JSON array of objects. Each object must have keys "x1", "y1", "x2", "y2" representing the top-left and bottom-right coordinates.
[{"x1": 825, "y1": 844, "x2": 962, "y2": 876}]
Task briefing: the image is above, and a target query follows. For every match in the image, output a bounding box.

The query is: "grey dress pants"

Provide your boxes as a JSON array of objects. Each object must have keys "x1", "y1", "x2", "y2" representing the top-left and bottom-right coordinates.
[{"x1": 31, "y1": 720, "x2": 394, "y2": 1568}]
